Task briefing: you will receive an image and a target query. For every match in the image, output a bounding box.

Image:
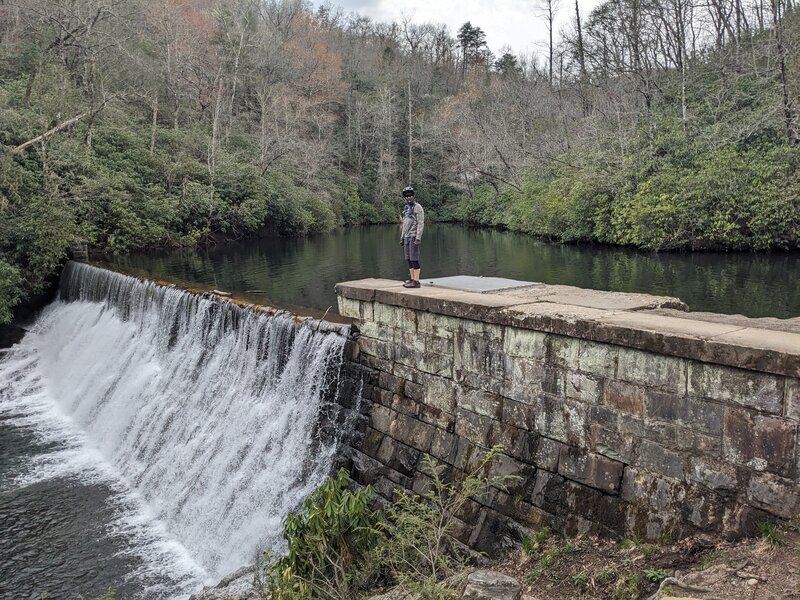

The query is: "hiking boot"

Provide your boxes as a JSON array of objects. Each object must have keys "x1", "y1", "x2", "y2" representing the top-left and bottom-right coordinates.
[{"x1": 403, "y1": 279, "x2": 420, "y2": 288}]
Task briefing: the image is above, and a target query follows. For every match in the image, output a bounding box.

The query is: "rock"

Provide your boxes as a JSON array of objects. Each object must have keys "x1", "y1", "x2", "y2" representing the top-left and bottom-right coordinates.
[
  {"x1": 461, "y1": 570, "x2": 521, "y2": 600},
  {"x1": 367, "y1": 589, "x2": 417, "y2": 600},
  {"x1": 747, "y1": 578, "x2": 759, "y2": 586},
  {"x1": 188, "y1": 565, "x2": 257, "y2": 600}
]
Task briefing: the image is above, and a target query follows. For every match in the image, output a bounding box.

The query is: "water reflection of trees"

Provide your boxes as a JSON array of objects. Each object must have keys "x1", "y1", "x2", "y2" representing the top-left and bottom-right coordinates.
[{"x1": 112, "y1": 225, "x2": 800, "y2": 319}]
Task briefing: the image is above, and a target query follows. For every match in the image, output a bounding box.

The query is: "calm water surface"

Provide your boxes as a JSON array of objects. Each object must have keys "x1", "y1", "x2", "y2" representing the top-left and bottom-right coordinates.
[{"x1": 109, "y1": 224, "x2": 800, "y2": 319}]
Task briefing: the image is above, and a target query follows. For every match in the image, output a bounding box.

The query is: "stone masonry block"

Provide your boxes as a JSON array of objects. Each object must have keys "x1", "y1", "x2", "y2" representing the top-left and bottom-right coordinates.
[
  {"x1": 687, "y1": 456, "x2": 738, "y2": 492},
  {"x1": 503, "y1": 327, "x2": 547, "y2": 359},
  {"x1": 723, "y1": 408, "x2": 796, "y2": 476},
  {"x1": 454, "y1": 331, "x2": 505, "y2": 382},
  {"x1": 603, "y1": 380, "x2": 645, "y2": 417},
  {"x1": 489, "y1": 453, "x2": 536, "y2": 495},
  {"x1": 489, "y1": 422, "x2": 536, "y2": 463},
  {"x1": 689, "y1": 363, "x2": 784, "y2": 415},
  {"x1": 746, "y1": 471, "x2": 800, "y2": 519},
  {"x1": 379, "y1": 371, "x2": 405, "y2": 395},
  {"x1": 423, "y1": 375, "x2": 457, "y2": 413},
  {"x1": 457, "y1": 388, "x2": 503, "y2": 419},
  {"x1": 455, "y1": 408, "x2": 495, "y2": 448},
  {"x1": 376, "y1": 436, "x2": 422, "y2": 476},
  {"x1": 369, "y1": 404, "x2": 394, "y2": 433},
  {"x1": 502, "y1": 397, "x2": 536, "y2": 430},
  {"x1": 416, "y1": 312, "x2": 458, "y2": 340},
  {"x1": 417, "y1": 404, "x2": 456, "y2": 432},
  {"x1": 404, "y1": 381, "x2": 424, "y2": 402},
  {"x1": 589, "y1": 424, "x2": 637, "y2": 464},
  {"x1": 549, "y1": 335, "x2": 580, "y2": 368},
  {"x1": 566, "y1": 371, "x2": 602, "y2": 404},
  {"x1": 389, "y1": 412, "x2": 436, "y2": 453},
  {"x1": 786, "y1": 378, "x2": 800, "y2": 421},
  {"x1": 338, "y1": 297, "x2": 361, "y2": 319},
  {"x1": 558, "y1": 447, "x2": 624, "y2": 493},
  {"x1": 617, "y1": 347, "x2": 686, "y2": 394},
  {"x1": 636, "y1": 439, "x2": 685, "y2": 481},
  {"x1": 645, "y1": 391, "x2": 723, "y2": 435},
  {"x1": 391, "y1": 393, "x2": 420, "y2": 417},
  {"x1": 394, "y1": 339, "x2": 452, "y2": 377},
  {"x1": 577, "y1": 340, "x2": 618, "y2": 378},
  {"x1": 534, "y1": 437, "x2": 563, "y2": 472},
  {"x1": 430, "y1": 428, "x2": 458, "y2": 463},
  {"x1": 534, "y1": 395, "x2": 588, "y2": 448},
  {"x1": 504, "y1": 357, "x2": 546, "y2": 405},
  {"x1": 359, "y1": 336, "x2": 393, "y2": 361}
]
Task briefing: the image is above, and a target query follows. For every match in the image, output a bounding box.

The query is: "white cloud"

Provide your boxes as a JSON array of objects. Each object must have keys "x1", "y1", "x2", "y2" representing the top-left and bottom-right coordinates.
[{"x1": 321, "y1": 0, "x2": 602, "y2": 56}]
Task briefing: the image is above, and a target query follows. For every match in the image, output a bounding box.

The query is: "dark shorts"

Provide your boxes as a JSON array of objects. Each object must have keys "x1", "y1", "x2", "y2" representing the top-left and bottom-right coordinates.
[{"x1": 403, "y1": 237, "x2": 421, "y2": 262}]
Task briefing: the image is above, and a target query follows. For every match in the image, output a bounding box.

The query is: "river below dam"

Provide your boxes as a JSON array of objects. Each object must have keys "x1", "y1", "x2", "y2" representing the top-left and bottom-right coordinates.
[{"x1": 109, "y1": 224, "x2": 800, "y2": 319}]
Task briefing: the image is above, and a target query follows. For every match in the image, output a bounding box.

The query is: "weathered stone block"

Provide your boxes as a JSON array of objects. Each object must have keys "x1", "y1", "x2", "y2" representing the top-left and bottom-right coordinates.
[
  {"x1": 636, "y1": 439, "x2": 685, "y2": 481},
  {"x1": 394, "y1": 340, "x2": 452, "y2": 377},
  {"x1": 549, "y1": 335, "x2": 580, "y2": 368},
  {"x1": 458, "y1": 388, "x2": 503, "y2": 419},
  {"x1": 454, "y1": 331, "x2": 505, "y2": 382},
  {"x1": 417, "y1": 404, "x2": 455, "y2": 432},
  {"x1": 349, "y1": 450, "x2": 383, "y2": 485},
  {"x1": 621, "y1": 467, "x2": 686, "y2": 540},
  {"x1": 746, "y1": 471, "x2": 800, "y2": 519},
  {"x1": 489, "y1": 453, "x2": 536, "y2": 495},
  {"x1": 503, "y1": 357, "x2": 545, "y2": 405},
  {"x1": 541, "y1": 365, "x2": 566, "y2": 396},
  {"x1": 534, "y1": 395, "x2": 588, "y2": 447},
  {"x1": 645, "y1": 391, "x2": 723, "y2": 435},
  {"x1": 389, "y1": 412, "x2": 436, "y2": 453},
  {"x1": 566, "y1": 371, "x2": 602, "y2": 404},
  {"x1": 558, "y1": 447, "x2": 624, "y2": 493},
  {"x1": 617, "y1": 347, "x2": 686, "y2": 393},
  {"x1": 723, "y1": 408, "x2": 796, "y2": 476},
  {"x1": 430, "y1": 428, "x2": 458, "y2": 463},
  {"x1": 589, "y1": 424, "x2": 637, "y2": 464},
  {"x1": 603, "y1": 380, "x2": 645, "y2": 416},
  {"x1": 337, "y1": 296, "x2": 362, "y2": 319},
  {"x1": 455, "y1": 408, "x2": 495, "y2": 448},
  {"x1": 687, "y1": 456, "x2": 738, "y2": 492},
  {"x1": 378, "y1": 372, "x2": 405, "y2": 395},
  {"x1": 503, "y1": 327, "x2": 547, "y2": 359},
  {"x1": 453, "y1": 438, "x2": 488, "y2": 472},
  {"x1": 404, "y1": 380, "x2": 424, "y2": 402},
  {"x1": 416, "y1": 311, "x2": 458, "y2": 340},
  {"x1": 359, "y1": 336, "x2": 393, "y2": 361},
  {"x1": 534, "y1": 437, "x2": 562, "y2": 472},
  {"x1": 531, "y1": 470, "x2": 565, "y2": 513},
  {"x1": 562, "y1": 481, "x2": 626, "y2": 534},
  {"x1": 461, "y1": 570, "x2": 522, "y2": 600},
  {"x1": 422, "y1": 375, "x2": 457, "y2": 413},
  {"x1": 502, "y1": 397, "x2": 535, "y2": 430},
  {"x1": 376, "y1": 436, "x2": 421, "y2": 476},
  {"x1": 786, "y1": 378, "x2": 800, "y2": 421},
  {"x1": 689, "y1": 363, "x2": 783, "y2": 414},
  {"x1": 490, "y1": 422, "x2": 536, "y2": 463},
  {"x1": 577, "y1": 340, "x2": 618, "y2": 378},
  {"x1": 369, "y1": 404, "x2": 394, "y2": 433},
  {"x1": 390, "y1": 393, "x2": 419, "y2": 417}
]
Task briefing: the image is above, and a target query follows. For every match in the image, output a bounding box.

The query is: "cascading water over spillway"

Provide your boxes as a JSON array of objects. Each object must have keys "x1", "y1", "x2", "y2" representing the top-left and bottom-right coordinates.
[{"x1": 0, "y1": 262, "x2": 350, "y2": 598}]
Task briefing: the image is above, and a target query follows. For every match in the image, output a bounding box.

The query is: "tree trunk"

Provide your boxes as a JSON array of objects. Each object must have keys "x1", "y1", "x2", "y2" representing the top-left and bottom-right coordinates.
[
  {"x1": 150, "y1": 92, "x2": 159, "y2": 154},
  {"x1": 772, "y1": 0, "x2": 798, "y2": 145}
]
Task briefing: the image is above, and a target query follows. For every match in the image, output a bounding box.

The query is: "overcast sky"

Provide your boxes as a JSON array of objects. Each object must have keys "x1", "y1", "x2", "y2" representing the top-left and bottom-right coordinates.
[{"x1": 316, "y1": 0, "x2": 603, "y2": 56}]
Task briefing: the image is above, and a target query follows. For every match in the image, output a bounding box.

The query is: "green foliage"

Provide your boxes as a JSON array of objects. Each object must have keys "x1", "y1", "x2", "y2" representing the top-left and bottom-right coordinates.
[
  {"x1": 259, "y1": 468, "x2": 383, "y2": 599},
  {"x1": 451, "y1": 143, "x2": 800, "y2": 252},
  {"x1": 0, "y1": 259, "x2": 23, "y2": 324},
  {"x1": 381, "y1": 447, "x2": 516, "y2": 599},
  {"x1": 757, "y1": 521, "x2": 786, "y2": 547},
  {"x1": 643, "y1": 567, "x2": 669, "y2": 583},
  {"x1": 612, "y1": 573, "x2": 641, "y2": 600},
  {"x1": 571, "y1": 571, "x2": 590, "y2": 593}
]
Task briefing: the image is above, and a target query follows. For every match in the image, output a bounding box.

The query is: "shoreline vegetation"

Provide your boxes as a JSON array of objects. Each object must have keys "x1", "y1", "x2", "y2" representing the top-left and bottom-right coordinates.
[{"x1": 1, "y1": 0, "x2": 799, "y2": 325}]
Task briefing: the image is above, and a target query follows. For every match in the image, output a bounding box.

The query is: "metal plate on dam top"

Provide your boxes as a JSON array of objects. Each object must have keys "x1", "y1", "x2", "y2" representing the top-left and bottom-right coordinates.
[{"x1": 419, "y1": 275, "x2": 543, "y2": 294}]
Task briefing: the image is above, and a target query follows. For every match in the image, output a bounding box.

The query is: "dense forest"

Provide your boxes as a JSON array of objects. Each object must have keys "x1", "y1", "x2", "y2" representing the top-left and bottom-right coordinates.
[{"x1": 0, "y1": 0, "x2": 799, "y2": 322}]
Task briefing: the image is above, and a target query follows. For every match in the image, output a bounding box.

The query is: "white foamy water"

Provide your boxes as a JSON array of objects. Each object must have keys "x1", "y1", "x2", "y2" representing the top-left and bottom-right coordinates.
[{"x1": 0, "y1": 262, "x2": 348, "y2": 596}]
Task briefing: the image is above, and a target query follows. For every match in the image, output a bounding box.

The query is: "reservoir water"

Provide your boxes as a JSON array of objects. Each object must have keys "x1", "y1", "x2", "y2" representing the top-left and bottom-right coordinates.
[{"x1": 109, "y1": 224, "x2": 800, "y2": 319}]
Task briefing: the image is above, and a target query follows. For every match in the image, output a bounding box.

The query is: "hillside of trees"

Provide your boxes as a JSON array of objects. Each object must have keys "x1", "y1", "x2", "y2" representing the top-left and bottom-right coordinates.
[{"x1": 1, "y1": 0, "x2": 799, "y2": 322}]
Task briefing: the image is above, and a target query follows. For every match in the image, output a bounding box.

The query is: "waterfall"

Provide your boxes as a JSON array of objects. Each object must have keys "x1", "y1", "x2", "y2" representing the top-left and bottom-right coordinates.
[{"x1": 0, "y1": 262, "x2": 349, "y2": 595}]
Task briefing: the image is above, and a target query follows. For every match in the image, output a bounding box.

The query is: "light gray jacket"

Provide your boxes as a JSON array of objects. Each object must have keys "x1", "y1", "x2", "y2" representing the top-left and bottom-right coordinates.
[{"x1": 400, "y1": 203, "x2": 425, "y2": 241}]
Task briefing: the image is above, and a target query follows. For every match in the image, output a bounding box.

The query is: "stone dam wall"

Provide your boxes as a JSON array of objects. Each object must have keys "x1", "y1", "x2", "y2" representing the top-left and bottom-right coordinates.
[{"x1": 334, "y1": 278, "x2": 800, "y2": 551}]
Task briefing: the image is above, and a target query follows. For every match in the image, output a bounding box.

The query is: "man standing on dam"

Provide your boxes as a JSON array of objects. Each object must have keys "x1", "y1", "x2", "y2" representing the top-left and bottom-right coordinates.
[{"x1": 400, "y1": 185, "x2": 424, "y2": 288}]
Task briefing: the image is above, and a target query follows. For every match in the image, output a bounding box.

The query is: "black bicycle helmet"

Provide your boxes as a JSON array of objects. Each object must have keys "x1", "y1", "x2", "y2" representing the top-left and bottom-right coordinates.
[{"x1": 402, "y1": 185, "x2": 415, "y2": 197}]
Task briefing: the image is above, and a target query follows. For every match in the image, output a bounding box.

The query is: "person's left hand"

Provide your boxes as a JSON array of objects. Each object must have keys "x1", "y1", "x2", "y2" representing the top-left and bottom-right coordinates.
[{"x1": 414, "y1": 238, "x2": 421, "y2": 246}]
